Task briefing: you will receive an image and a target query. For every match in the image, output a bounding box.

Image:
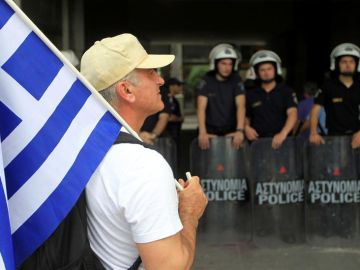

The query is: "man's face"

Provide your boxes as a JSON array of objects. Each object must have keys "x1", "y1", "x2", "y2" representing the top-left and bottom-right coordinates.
[
  {"x1": 216, "y1": 59, "x2": 234, "y2": 77},
  {"x1": 131, "y1": 69, "x2": 165, "y2": 115},
  {"x1": 338, "y1": 56, "x2": 356, "y2": 75},
  {"x1": 258, "y1": 63, "x2": 276, "y2": 82}
]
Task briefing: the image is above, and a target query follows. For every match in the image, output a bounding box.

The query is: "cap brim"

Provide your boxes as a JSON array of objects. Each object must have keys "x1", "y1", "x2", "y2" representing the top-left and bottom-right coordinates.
[{"x1": 137, "y1": 54, "x2": 175, "y2": 69}]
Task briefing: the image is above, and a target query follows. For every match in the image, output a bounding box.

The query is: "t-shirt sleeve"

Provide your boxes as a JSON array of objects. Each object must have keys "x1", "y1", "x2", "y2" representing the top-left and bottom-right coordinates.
[
  {"x1": 284, "y1": 87, "x2": 298, "y2": 109},
  {"x1": 121, "y1": 150, "x2": 183, "y2": 244},
  {"x1": 234, "y1": 79, "x2": 245, "y2": 97},
  {"x1": 245, "y1": 90, "x2": 253, "y2": 118},
  {"x1": 314, "y1": 87, "x2": 325, "y2": 106},
  {"x1": 197, "y1": 79, "x2": 208, "y2": 97},
  {"x1": 297, "y1": 101, "x2": 308, "y2": 121}
]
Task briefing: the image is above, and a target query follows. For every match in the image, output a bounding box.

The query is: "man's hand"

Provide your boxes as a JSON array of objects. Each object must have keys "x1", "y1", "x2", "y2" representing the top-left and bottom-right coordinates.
[
  {"x1": 244, "y1": 126, "x2": 259, "y2": 141},
  {"x1": 226, "y1": 131, "x2": 244, "y2": 150},
  {"x1": 198, "y1": 132, "x2": 217, "y2": 150},
  {"x1": 309, "y1": 133, "x2": 325, "y2": 146},
  {"x1": 178, "y1": 176, "x2": 208, "y2": 222},
  {"x1": 140, "y1": 131, "x2": 157, "y2": 145},
  {"x1": 272, "y1": 131, "x2": 287, "y2": 149},
  {"x1": 351, "y1": 131, "x2": 360, "y2": 148}
]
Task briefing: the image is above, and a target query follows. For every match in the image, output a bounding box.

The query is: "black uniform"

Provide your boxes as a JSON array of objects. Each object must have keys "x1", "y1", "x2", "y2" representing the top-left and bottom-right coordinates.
[
  {"x1": 246, "y1": 83, "x2": 297, "y2": 137},
  {"x1": 165, "y1": 96, "x2": 182, "y2": 145},
  {"x1": 197, "y1": 71, "x2": 244, "y2": 135},
  {"x1": 314, "y1": 77, "x2": 360, "y2": 135},
  {"x1": 141, "y1": 87, "x2": 171, "y2": 136}
]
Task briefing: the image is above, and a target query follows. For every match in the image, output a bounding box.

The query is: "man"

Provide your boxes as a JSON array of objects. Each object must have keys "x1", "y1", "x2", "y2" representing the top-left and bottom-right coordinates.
[
  {"x1": 245, "y1": 50, "x2": 298, "y2": 149},
  {"x1": 80, "y1": 33, "x2": 208, "y2": 270},
  {"x1": 196, "y1": 43, "x2": 245, "y2": 150},
  {"x1": 165, "y1": 77, "x2": 185, "y2": 147},
  {"x1": 294, "y1": 81, "x2": 327, "y2": 140},
  {"x1": 310, "y1": 43, "x2": 360, "y2": 148}
]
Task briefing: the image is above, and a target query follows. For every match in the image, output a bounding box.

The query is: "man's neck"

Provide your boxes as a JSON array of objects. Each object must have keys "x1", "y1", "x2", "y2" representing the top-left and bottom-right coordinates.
[
  {"x1": 339, "y1": 75, "x2": 354, "y2": 88},
  {"x1": 215, "y1": 73, "x2": 227, "y2": 81},
  {"x1": 118, "y1": 107, "x2": 145, "y2": 134},
  {"x1": 261, "y1": 80, "x2": 276, "y2": 92}
]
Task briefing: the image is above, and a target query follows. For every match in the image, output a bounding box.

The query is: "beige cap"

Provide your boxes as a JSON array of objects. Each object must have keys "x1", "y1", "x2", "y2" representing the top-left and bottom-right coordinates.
[{"x1": 80, "y1": 33, "x2": 175, "y2": 91}]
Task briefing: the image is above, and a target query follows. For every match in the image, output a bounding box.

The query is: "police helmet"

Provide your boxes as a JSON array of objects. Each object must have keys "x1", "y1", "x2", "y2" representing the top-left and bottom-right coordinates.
[
  {"x1": 330, "y1": 43, "x2": 360, "y2": 72},
  {"x1": 209, "y1": 43, "x2": 241, "y2": 71},
  {"x1": 249, "y1": 50, "x2": 282, "y2": 75}
]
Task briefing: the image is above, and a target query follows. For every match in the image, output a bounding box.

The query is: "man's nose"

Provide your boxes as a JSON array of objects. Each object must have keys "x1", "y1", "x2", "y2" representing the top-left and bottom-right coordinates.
[{"x1": 157, "y1": 74, "x2": 165, "y2": 86}]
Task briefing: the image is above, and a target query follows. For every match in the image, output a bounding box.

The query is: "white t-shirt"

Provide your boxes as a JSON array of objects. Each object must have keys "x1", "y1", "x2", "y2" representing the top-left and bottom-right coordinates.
[{"x1": 86, "y1": 133, "x2": 183, "y2": 270}]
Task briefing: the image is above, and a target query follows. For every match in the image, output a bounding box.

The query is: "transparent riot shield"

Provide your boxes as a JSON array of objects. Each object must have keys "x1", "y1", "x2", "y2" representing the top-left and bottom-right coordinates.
[
  {"x1": 154, "y1": 137, "x2": 177, "y2": 175},
  {"x1": 251, "y1": 137, "x2": 305, "y2": 247},
  {"x1": 190, "y1": 137, "x2": 251, "y2": 243},
  {"x1": 305, "y1": 136, "x2": 360, "y2": 246}
]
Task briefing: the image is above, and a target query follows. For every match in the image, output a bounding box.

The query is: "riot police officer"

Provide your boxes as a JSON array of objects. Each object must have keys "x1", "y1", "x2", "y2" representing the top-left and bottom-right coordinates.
[
  {"x1": 245, "y1": 50, "x2": 298, "y2": 149},
  {"x1": 196, "y1": 43, "x2": 245, "y2": 150},
  {"x1": 310, "y1": 43, "x2": 360, "y2": 148}
]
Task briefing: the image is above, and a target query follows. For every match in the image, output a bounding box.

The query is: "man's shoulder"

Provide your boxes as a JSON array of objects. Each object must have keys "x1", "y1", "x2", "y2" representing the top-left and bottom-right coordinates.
[
  {"x1": 321, "y1": 77, "x2": 338, "y2": 89},
  {"x1": 227, "y1": 72, "x2": 242, "y2": 82},
  {"x1": 245, "y1": 86, "x2": 262, "y2": 97},
  {"x1": 276, "y1": 82, "x2": 293, "y2": 92}
]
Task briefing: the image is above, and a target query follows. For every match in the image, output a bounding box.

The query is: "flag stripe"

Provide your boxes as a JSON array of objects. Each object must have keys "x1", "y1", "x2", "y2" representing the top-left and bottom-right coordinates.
[
  {"x1": 0, "y1": 178, "x2": 14, "y2": 270},
  {"x1": 0, "y1": 101, "x2": 22, "y2": 141},
  {"x1": 0, "y1": 1, "x2": 13, "y2": 29},
  {"x1": 12, "y1": 112, "x2": 121, "y2": 265},
  {"x1": 2, "y1": 32, "x2": 63, "y2": 100},
  {"x1": 6, "y1": 79, "x2": 91, "y2": 197},
  {"x1": 0, "y1": 131, "x2": 14, "y2": 270},
  {"x1": 8, "y1": 95, "x2": 113, "y2": 232},
  {"x1": 0, "y1": 12, "x2": 31, "y2": 66},
  {"x1": 0, "y1": 66, "x2": 77, "y2": 166},
  {"x1": 0, "y1": 254, "x2": 6, "y2": 270}
]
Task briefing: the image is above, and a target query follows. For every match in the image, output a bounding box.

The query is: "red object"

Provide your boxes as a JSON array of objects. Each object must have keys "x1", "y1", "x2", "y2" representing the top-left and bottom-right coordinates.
[
  {"x1": 216, "y1": 163, "x2": 225, "y2": 172},
  {"x1": 333, "y1": 167, "x2": 340, "y2": 176},
  {"x1": 279, "y1": 166, "x2": 287, "y2": 174}
]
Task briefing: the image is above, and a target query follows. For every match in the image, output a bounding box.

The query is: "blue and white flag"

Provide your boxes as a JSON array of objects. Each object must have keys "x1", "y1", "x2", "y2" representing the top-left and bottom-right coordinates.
[{"x1": 0, "y1": 0, "x2": 122, "y2": 267}]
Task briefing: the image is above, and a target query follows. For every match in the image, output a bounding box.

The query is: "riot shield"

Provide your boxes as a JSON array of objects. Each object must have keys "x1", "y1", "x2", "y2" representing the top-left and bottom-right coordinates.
[
  {"x1": 154, "y1": 137, "x2": 177, "y2": 175},
  {"x1": 251, "y1": 137, "x2": 305, "y2": 247},
  {"x1": 305, "y1": 136, "x2": 360, "y2": 246},
  {"x1": 190, "y1": 137, "x2": 251, "y2": 243}
]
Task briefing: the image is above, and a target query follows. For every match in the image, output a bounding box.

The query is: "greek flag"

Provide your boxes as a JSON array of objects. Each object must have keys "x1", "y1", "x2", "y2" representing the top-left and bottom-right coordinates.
[{"x1": 0, "y1": 0, "x2": 122, "y2": 268}]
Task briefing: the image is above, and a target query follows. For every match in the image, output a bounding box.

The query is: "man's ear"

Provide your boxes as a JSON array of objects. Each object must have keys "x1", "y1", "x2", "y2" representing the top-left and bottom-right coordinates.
[{"x1": 115, "y1": 81, "x2": 136, "y2": 103}]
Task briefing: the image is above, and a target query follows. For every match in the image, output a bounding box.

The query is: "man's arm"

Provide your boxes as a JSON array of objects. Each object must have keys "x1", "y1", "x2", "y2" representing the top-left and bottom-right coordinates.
[
  {"x1": 272, "y1": 107, "x2": 297, "y2": 149},
  {"x1": 197, "y1": 96, "x2": 213, "y2": 149},
  {"x1": 137, "y1": 177, "x2": 207, "y2": 270},
  {"x1": 169, "y1": 114, "x2": 184, "y2": 122},
  {"x1": 226, "y1": 95, "x2": 245, "y2": 149},
  {"x1": 309, "y1": 104, "x2": 325, "y2": 145},
  {"x1": 244, "y1": 117, "x2": 259, "y2": 141},
  {"x1": 140, "y1": 113, "x2": 170, "y2": 144},
  {"x1": 152, "y1": 112, "x2": 170, "y2": 136}
]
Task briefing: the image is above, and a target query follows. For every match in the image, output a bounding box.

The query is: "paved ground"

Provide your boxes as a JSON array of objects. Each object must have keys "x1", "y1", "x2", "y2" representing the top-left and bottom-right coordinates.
[{"x1": 192, "y1": 240, "x2": 360, "y2": 270}]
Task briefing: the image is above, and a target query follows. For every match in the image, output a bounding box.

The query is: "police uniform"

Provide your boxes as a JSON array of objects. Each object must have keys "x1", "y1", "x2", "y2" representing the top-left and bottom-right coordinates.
[
  {"x1": 165, "y1": 95, "x2": 182, "y2": 144},
  {"x1": 197, "y1": 71, "x2": 244, "y2": 135},
  {"x1": 314, "y1": 77, "x2": 360, "y2": 135},
  {"x1": 246, "y1": 83, "x2": 297, "y2": 137},
  {"x1": 141, "y1": 87, "x2": 171, "y2": 136}
]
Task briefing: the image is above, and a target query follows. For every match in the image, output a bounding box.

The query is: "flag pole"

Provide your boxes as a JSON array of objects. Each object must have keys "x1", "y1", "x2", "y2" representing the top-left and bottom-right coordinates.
[{"x1": 4, "y1": 0, "x2": 141, "y2": 141}]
